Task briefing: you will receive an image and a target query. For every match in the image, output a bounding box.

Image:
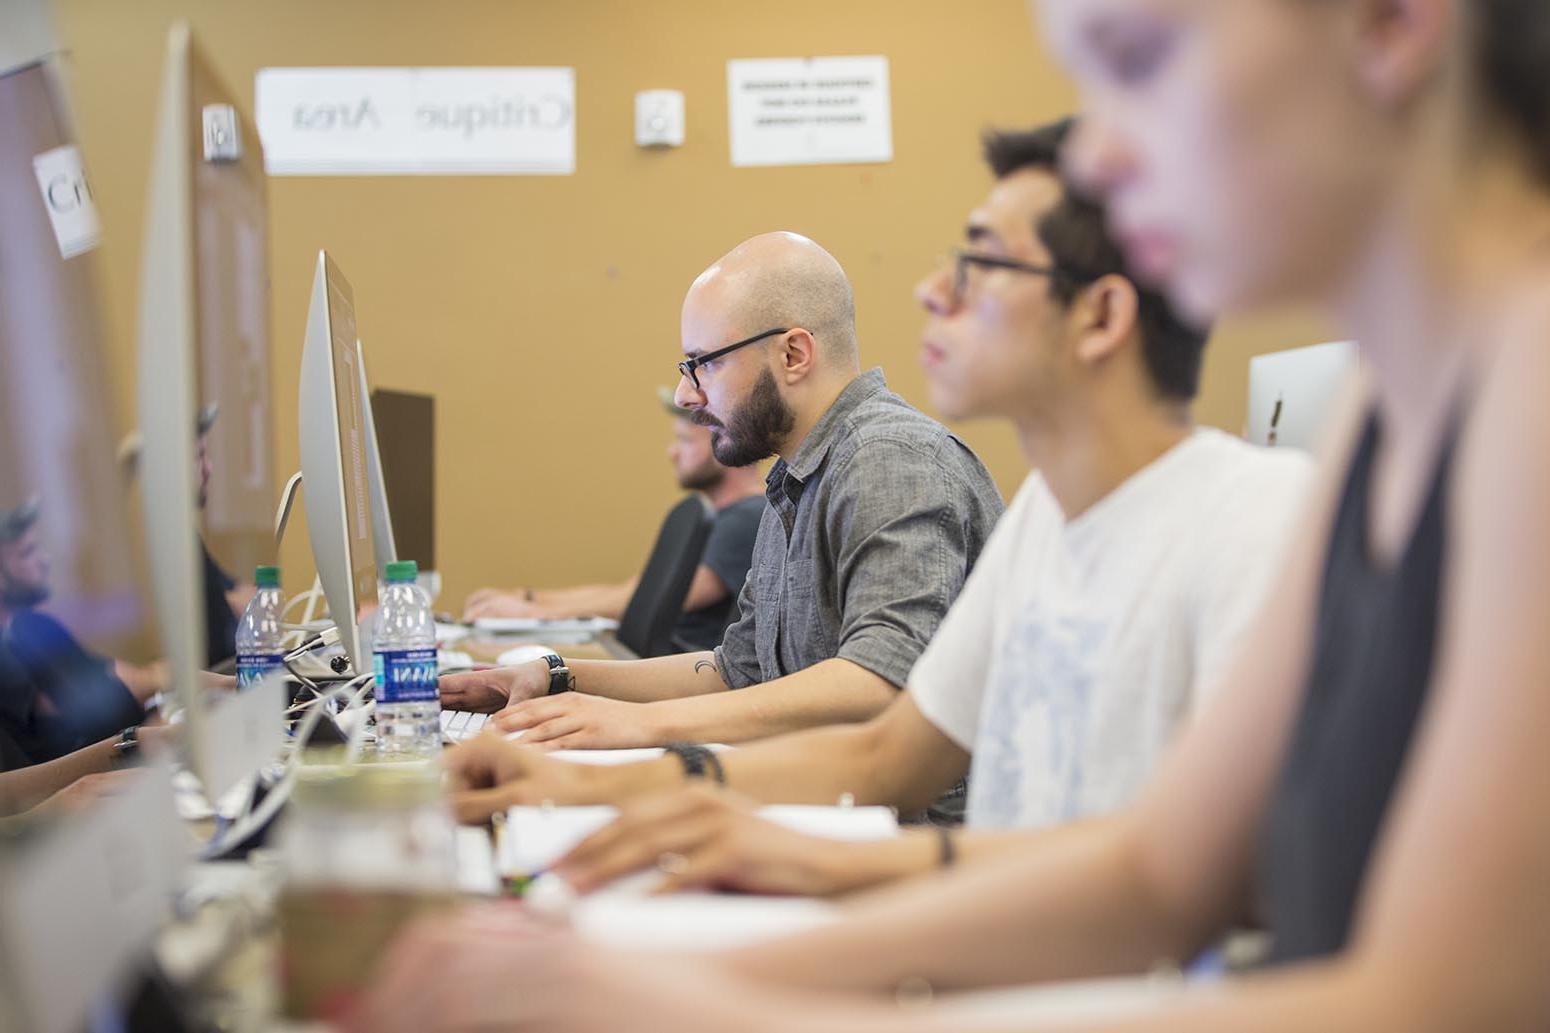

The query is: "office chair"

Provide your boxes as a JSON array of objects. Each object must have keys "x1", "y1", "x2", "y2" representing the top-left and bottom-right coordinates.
[{"x1": 616, "y1": 494, "x2": 715, "y2": 658}]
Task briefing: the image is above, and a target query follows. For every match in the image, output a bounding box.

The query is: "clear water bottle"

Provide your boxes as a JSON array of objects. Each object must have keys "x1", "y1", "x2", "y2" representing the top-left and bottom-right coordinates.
[
  {"x1": 373, "y1": 560, "x2": 440, "y2": 757},
  {"x1": 277, "y1": 762, "x2": 456, "y2": 1020},
  {"x1": 235, "y1": 565, "x2": 286, "y2": 689}
]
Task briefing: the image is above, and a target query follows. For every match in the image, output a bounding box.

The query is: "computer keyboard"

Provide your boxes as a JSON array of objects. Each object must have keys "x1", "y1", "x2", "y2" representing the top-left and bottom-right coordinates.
[{"x1": 440, "y1": 709, "x2": 492, "y2": 743}]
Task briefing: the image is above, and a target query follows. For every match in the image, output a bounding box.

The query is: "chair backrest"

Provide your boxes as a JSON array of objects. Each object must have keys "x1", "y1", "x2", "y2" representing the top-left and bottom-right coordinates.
[{"x1": 616, "y1": 494, "x2": 715, "y2": 658}]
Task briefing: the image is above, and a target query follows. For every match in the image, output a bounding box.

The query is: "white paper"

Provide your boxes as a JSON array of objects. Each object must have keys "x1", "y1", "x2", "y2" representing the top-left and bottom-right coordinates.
[
  {"x1": 570, "y1": 892, "x2": 839, "y2": 951},
  {"x1": 31, "y1": 145, "x2": 101, "y2": 259},
  {"x1": 255, "y1": 67, "x2": 576, "y2": 175},
  {"x1": 500, "y1": 803, "x2": 897, "y2": 876},
  {"x1": 473, "y1": 616, "x2": 618, "y2": 635},
  {"x1": 728, "y1": 56, "x2": 892, "y2": 167}
]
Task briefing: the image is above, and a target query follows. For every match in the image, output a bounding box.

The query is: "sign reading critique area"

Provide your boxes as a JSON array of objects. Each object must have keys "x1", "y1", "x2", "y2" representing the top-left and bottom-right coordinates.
[
  {"x1": 728, "y1": 56, "x2": 892, "y2": 168},
  {"x1": 255, "y1": 67, "x2": 575, "y2": 175}
]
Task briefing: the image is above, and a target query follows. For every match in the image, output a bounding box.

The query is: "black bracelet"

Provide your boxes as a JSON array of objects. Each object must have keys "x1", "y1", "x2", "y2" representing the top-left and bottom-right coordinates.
[
  {"x1": 701, "y1": 747, "x2": 726, "y2": 786},
  {"x1": 664, "y1": 742, "x2": 725, "y2": 785},
  {"x1": 934, "y1": 825, "x2": 956, "y2": 869}
]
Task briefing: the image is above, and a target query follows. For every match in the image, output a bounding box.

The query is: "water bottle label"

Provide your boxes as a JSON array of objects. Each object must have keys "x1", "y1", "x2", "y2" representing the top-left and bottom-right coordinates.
[
  {"x1": 374, "y1": 647, "x2": 438, "y2": 703},
  {"x1": 236, "y1": 652, "x2": 285, "y2": 689}
]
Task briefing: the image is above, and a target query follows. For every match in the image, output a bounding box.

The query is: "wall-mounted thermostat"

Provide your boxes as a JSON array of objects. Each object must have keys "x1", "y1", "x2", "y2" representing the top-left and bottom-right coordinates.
[
  {"x1": 202, "y1": 104, "x2": 242, "y2": 163},
  {"x1": 635, "y1": 90, "x2": 685, "y2": 148}
]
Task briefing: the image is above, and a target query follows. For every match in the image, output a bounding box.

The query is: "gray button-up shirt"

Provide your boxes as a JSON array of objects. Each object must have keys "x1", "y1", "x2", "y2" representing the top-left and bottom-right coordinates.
[{"x1": 714, "y1": 368, "x2": 1004, "y2": 690}]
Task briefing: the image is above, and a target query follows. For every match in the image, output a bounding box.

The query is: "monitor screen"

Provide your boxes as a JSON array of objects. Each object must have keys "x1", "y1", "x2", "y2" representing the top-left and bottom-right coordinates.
[
  {"x1": 324, "y1": 265, "x2": 378, "y2": 619},
  {"x1": 0, "y1": 58, "x2": 155, "y2": 664},
  {"x1": 190, "y1": 42, "x2": 275, "y2": 584},
  {"x1": 299, "y1": 250, "x2": 379, "y2": 671}
]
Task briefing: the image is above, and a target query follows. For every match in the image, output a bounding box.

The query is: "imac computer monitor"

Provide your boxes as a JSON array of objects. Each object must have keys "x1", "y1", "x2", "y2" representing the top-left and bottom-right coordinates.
[
  {"x1": 357, "y1": 341, "x2": 401, "y2": 576},
  {"x1": 135, "y1": 21, "x2": 282, "y2": 799},
  {"x1": 1246, "y1": 341, "x2": 1358, "y2": 452},
  {"x1": 367, "y1": 386, "x2": 435, "y2": 576},
  {"x1": 298, "y1": 251, "x2": 379, "y2": 673},
  {"x1": 2, "y1": 9, "x2": 182, "y2": 1032}
]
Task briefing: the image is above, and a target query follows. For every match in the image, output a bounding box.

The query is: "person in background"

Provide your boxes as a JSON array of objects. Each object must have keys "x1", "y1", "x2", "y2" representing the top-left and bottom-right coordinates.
[
  {"x1": 120, "y1": 402, "x2": 255, "y2": 669},
  {"x1": 0, "y1": 497, "x2": 149, "y2": 767},
  {"x1": 461, "y1": 389, "x2": 766, "y2": 652}
]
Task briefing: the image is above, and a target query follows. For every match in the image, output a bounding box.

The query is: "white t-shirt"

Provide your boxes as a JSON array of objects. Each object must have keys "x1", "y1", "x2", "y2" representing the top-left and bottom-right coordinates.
[{"x1": 910, "y1": 428, "x2": 1313, "y2": 830}]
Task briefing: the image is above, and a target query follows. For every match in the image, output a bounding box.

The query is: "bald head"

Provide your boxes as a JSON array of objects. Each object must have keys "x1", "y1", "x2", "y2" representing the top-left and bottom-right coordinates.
[{"x1": 684, "y1": 232, "x2": 859, "y2": 370}]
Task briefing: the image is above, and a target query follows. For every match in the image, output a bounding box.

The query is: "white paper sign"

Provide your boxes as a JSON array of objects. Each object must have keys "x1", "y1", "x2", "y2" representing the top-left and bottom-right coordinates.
[
  {"x1": 255, "y1": 67, "x2": 575, "y2": 175},
  {"x1": 31, "y1": 145, "x2": 101, "y2": 259},
  {"x1": 728, "y1": 56, "x2": 892, "y2": 168}
]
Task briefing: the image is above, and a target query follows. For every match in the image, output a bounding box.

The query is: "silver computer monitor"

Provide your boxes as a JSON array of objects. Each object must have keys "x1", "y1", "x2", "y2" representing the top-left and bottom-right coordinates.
[
  {"x1": 136, "y1": 21, "x2": 283, "y2": 798},
  {"x1": 357, "y1": 340, "x2": 400, "y2": 576},
  {"x1": 2, "y1": 7, "x2": 181, "y2": 1030},
  {"x1": 298, "y1": 251, "x2": 380, "y2": 673},
  {"x1": 1246, "y1": 341, "x2": 1358, "y2": 452}
]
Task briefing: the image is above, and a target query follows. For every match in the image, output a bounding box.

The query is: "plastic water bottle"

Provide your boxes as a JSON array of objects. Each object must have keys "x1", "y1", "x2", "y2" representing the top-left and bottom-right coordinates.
[
  {"x1": 235, "y1": 565, "x2": 286, "y2": 689},
  {"x1": 373, "y1": 560, "x2": 440, "y2": 757}
]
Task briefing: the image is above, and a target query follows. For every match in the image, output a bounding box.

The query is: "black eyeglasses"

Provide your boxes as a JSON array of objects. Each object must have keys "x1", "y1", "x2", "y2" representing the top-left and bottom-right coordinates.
[
  {"x1": 677, "y1": 327, "x2": 789, "y2": 390},
  {"x1": 950, "y1": 249, "x2": 1071, "y2": 302}
]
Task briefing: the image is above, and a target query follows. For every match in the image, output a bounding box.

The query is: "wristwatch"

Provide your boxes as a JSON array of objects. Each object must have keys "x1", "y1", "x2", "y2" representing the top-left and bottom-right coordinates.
[
  {"x1": 112, "y1": 726, "x2": 141, "y2": 765},
  {"x1": 542, "y1": 653, "x2": 572, "y2": 695}
]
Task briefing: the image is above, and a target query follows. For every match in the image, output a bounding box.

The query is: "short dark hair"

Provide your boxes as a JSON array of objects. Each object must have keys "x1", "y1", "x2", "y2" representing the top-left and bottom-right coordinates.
[
  {"x1": 982, "y1": 118, "x2": 1208, "y2": 403},
  {"x1": 1473, "y1": 0, "x2": 1550, "y2": 186}
]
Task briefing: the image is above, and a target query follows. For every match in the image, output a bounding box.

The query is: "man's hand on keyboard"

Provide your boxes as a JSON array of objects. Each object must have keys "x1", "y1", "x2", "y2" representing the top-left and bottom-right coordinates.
[
  {"x1": 461, "y1": 588, "x2": 546, "y2": 621},
  {"x1": 554, "y1": 785, "x2": 857, "y2": 898},
  {"x1": 442, "y1": 735, "x2": 607, "y2": 823},
  {"x1": 438, "y1": 661, "x2": 547, "y2": 713},
  {"x1": 492, "y1": 692, "x2": 664, "y2": 750}
]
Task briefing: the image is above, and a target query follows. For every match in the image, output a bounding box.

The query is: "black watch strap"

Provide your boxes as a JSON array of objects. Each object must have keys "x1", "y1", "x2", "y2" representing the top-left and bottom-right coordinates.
[
  {"x1": 113, "y1": 726, "x2": 141, "y2": 764},
  {"x1": 664, "y1": 742, "x2": 726, "y2": 785},
  {"x1": 543, "y1": 653, "x2": 572, "y2": 695}
]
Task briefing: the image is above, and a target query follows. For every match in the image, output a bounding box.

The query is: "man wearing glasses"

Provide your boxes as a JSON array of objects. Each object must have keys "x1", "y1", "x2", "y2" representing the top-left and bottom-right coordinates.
[
  {"x1": 440, "y1": 230, "x2": 1005, "y2": 760},
  {"x1": 434, "y1": 120, "x2": 1312, "y2": 891}
]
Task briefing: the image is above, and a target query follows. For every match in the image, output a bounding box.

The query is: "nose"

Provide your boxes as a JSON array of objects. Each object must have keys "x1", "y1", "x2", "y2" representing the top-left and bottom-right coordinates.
[
  {"x1": 915, "y1": 260, "x2": 956, "y2": 316},
  {"x1": 673, "y1": 375, "x2": 703, "y2": 410}
]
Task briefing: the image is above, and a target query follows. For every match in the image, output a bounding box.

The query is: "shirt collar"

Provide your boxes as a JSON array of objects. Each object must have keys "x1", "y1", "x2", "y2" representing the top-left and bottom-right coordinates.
[{"x1": 782, "y1": 368, "x2": 888, "y2": 483}]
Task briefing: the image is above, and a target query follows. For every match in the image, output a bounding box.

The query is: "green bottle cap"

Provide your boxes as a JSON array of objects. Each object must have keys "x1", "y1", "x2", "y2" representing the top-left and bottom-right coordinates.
[
  {"x1": 384, "y1": 560, "x2": 419, "y2": 583},
  {"x1": 254, "y1": 565, "x2": 281, "y2": 588}
]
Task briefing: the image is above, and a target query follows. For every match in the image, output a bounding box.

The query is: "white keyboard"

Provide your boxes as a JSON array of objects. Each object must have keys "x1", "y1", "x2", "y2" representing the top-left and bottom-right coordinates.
[{"x1": 440, "y1": 709, "x2": 492, "y2": 743}]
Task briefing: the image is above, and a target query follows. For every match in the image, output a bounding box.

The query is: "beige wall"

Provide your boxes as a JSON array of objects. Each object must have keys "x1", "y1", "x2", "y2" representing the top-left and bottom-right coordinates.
[{"x1": 53, "y1": 0, "x2": 1328, "y2": 610}]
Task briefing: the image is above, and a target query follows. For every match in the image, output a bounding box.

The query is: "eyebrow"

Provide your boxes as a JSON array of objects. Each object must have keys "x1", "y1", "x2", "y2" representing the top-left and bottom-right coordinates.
[{"x1": 965, "y1": 223, "x2": 1000, "y2": 247}]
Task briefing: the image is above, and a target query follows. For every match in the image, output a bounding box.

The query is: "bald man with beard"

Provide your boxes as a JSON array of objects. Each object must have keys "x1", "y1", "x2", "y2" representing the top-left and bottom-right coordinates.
[{"x1": 440, "y1": 232, "x2": 1003, "y2": 776}]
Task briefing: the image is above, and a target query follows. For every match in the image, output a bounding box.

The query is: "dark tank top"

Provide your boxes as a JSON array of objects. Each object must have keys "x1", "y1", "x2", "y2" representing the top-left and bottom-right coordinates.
[{"x1": 1256, "y1": 409, "x2": 1456, "y2": 965}]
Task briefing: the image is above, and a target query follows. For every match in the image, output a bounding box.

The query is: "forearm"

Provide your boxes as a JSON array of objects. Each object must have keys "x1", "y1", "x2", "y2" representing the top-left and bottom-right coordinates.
[
  {"x1": 531, "y1": 581, "x2": 634, "y2": 620},
  {"x1": 642, "y1": 658, "x2": 896, "y2": 744},
  {"x1": 569, "y1": 652, "x2": 728, "y2": 703},
  {"x1": 707, "y1": 722, "x2": 922, "y2": 807},
  {"x1": 773, "y1": 956, "x2": 1408, "y2": 1033},
  {"x1": 723, "y1": 815, "x2": 1192, "y2": 995},
  {"x1": 815, "y1": 831, "x2": 943, "y2": 896},
  {"x1": 112, "y1": 660, "x2": 162, "y2": 705},
  {"x1": 0, "y1": 735, "x2": 117, "y2": 815}
]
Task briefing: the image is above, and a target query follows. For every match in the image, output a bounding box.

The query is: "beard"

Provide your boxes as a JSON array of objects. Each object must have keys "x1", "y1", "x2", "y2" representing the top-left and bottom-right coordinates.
[
  {"x1": 677, "y1": 460, "x2": 724, "y2": 493},
  {"x1": 698, "y1": 368, "x2": 795, "y2": 468}
]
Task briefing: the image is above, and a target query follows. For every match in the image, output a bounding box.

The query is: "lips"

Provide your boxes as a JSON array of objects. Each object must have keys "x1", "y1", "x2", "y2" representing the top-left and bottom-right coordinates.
[{"x1": 920, "y1": 338, "x2": 948, "y2": 369}]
